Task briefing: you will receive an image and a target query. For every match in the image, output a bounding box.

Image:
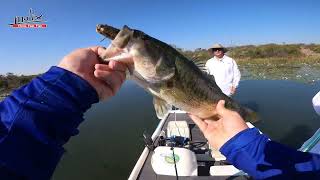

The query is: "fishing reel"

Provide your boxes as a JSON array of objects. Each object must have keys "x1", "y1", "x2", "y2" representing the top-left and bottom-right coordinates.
[
  {"x1": 159, "y1": 135, "x2": 190, "y2": 148},
  {"x1": 143, "y1": 130, "x2": 190, "y2": 150}
]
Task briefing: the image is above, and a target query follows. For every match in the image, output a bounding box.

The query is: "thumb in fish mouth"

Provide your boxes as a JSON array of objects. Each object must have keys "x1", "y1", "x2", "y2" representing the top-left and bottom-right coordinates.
[
  {"x1": 97, "y1": 45, "x2": 134, "y2": 67},
  {"x1": 96, "y1": 24, "x2": 135, "y2": 65},
  {"x1": 97, "y1": 44, "x2": 122, "y2": 60}
]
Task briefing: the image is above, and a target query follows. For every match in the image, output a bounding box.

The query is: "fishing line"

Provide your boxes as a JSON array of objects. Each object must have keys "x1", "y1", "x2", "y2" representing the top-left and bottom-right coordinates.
[
  {"x1": 173, "y1": 110, "x2": 179, "y2": 179},
  {"x1": 100, "y1": 37, "x2": 106, "y2": 42},
  {"x1": 174, "y1": 111, "x2": 182, "y2": 137},
  {"x1": 171, "y1": 147, "x2": 179, "y2": 180}
]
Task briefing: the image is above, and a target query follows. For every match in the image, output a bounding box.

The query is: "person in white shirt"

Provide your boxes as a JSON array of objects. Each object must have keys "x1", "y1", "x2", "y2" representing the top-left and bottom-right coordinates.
[{"x1": 205, "y1": 44, "x2": 241, "y2": 96}]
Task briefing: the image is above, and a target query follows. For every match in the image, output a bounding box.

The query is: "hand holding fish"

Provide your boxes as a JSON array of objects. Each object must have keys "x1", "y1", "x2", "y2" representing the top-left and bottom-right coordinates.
[
  {"x1": 189, "y1": 100, "x2": 249, "y2": 150},
  {"x1": 58, "y1": 46, "x2": 128, "y2": 100}
]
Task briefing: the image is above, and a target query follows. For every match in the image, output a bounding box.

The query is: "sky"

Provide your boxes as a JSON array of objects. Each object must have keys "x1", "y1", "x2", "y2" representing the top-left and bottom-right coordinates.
[{"x1": 0, "y1": 0, "x2": 319, "y2": 75}]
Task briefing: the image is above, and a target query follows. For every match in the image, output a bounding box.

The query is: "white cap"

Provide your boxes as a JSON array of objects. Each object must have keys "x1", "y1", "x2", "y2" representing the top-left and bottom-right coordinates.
[{"x1": 312, "y1": 91, "x2": 320, "y2": 116}]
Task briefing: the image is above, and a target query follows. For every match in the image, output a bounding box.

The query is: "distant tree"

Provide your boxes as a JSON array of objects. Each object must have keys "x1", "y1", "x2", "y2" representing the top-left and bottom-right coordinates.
[
  {"x1": 19, "y1": 76, "x2": 32, "y2": 85},
  {"x1": 0, "y1": 73, "x2": 37, "y2": 94},
  {"x1": 6, "y1": 72, "x2": 14, "y2": 77},
  {"x1": 0, "y1": 79, "x2": 8, "y2": 89}
]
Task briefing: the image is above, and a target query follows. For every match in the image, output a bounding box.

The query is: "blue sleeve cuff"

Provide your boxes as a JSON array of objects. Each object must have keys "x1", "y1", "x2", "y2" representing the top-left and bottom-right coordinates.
[
  {"x1": 220, "y1": 128, "x2": 266, "y2": 156},
  {"x1": 39, "y1": 66, "x2": 99, "y2": 112}
]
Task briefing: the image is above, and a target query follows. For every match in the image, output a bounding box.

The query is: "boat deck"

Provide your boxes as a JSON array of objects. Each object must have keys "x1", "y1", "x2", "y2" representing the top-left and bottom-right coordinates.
[{"x1": 137, "y1": 112, "x2": 251, "y2": 180}]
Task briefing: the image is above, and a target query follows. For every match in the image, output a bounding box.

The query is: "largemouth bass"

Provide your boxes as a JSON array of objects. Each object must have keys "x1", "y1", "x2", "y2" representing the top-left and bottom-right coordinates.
[{"x1": 96, "y1": 24, "x2": 256, "y2": 122}]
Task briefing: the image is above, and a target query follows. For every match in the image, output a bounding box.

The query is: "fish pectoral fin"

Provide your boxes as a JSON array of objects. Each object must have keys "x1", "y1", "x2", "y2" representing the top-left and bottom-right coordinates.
[
  {"x1": 153, "y1": 97, "x2": 172, "y2": 120},
  {"x1": 192, "y1": 60, "x2": 216, "y2": 81}
]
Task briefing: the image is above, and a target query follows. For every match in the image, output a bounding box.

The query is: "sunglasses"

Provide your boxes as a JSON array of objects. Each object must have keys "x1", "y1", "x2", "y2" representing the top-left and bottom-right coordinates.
[{"x1": 212, "y1": 48, "x2": 223, "y2": 52}]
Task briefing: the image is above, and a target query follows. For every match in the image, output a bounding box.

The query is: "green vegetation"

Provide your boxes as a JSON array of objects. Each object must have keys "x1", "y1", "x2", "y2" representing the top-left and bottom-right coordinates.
[
  {"x1": 304, "y1": 44, "x2": 320, "y2": 54},
  {"x1": 0, "y1": 73, "x2": 38, "y2": 98},
  {"x1": 228, "y1": 44, "x2": 303, "y2": 59},
  {"x1": 178, "y1": 43, "x2": 320, "y2": 62},
  {"x1": 177, "y1": 43, "x2": 320, "y2": 83}
]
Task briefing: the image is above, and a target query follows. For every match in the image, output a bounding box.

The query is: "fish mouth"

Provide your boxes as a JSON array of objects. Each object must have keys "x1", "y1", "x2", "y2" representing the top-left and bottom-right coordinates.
[{"x1": 96, "y1": 24, "x2": 120, "y2": 40}]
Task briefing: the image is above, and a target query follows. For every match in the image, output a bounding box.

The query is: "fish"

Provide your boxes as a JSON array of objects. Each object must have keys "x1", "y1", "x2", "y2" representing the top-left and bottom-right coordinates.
[{"x1": 96, "y1": 24, "x2": 257, "y2": 122}]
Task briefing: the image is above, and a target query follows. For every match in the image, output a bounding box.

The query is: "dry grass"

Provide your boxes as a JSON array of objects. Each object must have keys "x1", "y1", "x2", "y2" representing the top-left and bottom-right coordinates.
[{"x1": 237, "y1": 56, "x2": 320, "y2": 66}]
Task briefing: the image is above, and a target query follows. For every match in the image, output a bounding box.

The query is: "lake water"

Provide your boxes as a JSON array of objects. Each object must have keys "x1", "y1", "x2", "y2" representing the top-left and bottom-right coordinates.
[{"x1": 52, "y1": 80, "x2": 320, "y2": 180}]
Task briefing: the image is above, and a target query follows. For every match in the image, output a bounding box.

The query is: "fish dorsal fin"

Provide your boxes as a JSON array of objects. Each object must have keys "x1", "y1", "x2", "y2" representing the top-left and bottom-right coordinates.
[
  {"x1": 193, "y1": 60, "x2": 208, "y2": 73},
  {"x1": 153, "y1": 96, "x2": 172, "y2": 119},
  {"x1": 192, "y1": 59, "x2": 216, "y2": 81}
]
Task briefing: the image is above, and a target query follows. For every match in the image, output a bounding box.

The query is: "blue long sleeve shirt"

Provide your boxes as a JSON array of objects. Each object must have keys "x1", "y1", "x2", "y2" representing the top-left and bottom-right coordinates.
[
  {"x1": 0, "y1": 66, "x2": 98, "y2": 179},
  {"x1": 1, "y1": 66, "x2": 320, "y2": 179},
  {"x1": 220, "y1": 128, "x2": 320, "y2": 179}
]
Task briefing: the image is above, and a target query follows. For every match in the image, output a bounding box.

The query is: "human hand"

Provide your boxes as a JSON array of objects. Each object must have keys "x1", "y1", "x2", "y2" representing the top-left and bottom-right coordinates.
[
  {"x1": 58, "y1": 46, "x2": 128, "y2": 100},
  {"x1": 189, "y1": 100, "x2": 249, "y2": 150}
]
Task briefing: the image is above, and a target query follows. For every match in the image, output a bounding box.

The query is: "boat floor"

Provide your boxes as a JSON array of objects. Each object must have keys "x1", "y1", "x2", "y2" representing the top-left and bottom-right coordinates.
[{"x1": 137, "y1": 112, "x2": 251, "y2": 179}]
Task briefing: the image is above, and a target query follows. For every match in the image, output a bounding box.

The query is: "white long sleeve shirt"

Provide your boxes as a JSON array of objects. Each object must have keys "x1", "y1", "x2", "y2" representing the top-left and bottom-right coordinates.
[
  {"x1": 313, "y1": 91, "x2": 320, "y2": 115},
  {"x1": 205, "y1": 55, "x2": 241, "y2": 96}
]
